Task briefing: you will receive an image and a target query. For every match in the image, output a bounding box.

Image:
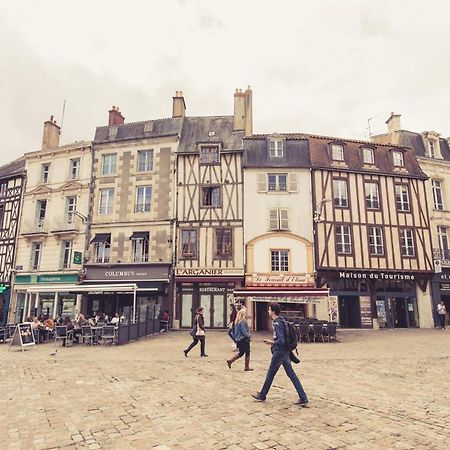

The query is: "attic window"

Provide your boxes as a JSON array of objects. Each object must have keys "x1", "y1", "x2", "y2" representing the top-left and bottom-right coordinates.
[
  {"x1": 393, "y1": 151, "x2": 404, "y2": 167},
  {"x1": 362, "y1": 147, "x2": 374, "y2": 165},
  {"x1": 269, "y1": 139, "x2": 283, "y2": 157},
  {"x1": 331, "y1": 144, "x2": 344, "y2": 161},
  {"x1": 199, "y1": 145, "x2": 219, "y2": 164}
]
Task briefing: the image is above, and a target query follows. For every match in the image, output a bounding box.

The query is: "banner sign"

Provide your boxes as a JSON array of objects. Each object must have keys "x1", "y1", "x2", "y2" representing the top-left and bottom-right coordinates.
[
  {"x1": 246, "y1": 273, "x2": 315, "y2": 286},
  {"x1": 360, "y1": 296, "x2": 373, "y2": 328},
  {"x1": 244, "y1": 296, "x2": 324, "y2": 304},
  {"x1": 8, "y1": 322, "x2": 36, "y2": 351},
  {"x1": 176, "y1": 268, "x2": 244, "y2": 277}
]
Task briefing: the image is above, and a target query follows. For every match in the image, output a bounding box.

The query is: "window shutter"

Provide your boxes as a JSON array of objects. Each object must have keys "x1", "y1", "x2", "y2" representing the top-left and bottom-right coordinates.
[
  {"x1": 288, "y1": 173, "x2": 298, "y2": 192},
  {"x1": 257, "y1": 173, "x2": 268, "y2": 192},
  {"x1": 269, "y1": 209, "x2": 279, "y2": 230},
  {"x1": 280, "y1": 209, "x2": 289, "y2": 230}
]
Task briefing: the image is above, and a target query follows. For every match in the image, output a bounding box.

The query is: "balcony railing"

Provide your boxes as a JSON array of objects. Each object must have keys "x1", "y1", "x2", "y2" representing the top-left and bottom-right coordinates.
[
  {"x1": 21, "y1": 219, "x2": 48, "y2": 235},
  {"x1": 132, "y1": 254, "x2": 149, "y2": 263},
  {"x1": 433, "y1": 248, "x2": 450, "y2": 261}
]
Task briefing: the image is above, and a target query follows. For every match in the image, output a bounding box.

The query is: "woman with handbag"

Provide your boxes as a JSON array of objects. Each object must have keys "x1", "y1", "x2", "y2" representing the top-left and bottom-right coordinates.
[
  {"x1": 183, "y1": 307, "x2": 208, "y2": 357},
  {"x1": 226, "y1": 308, "x2": 253, "y2": 371}
]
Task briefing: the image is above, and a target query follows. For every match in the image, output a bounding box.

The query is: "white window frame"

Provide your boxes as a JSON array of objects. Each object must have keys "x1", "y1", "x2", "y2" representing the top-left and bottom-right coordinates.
[
  {"x1": 99, "y1": 188, "x2": 114, "y2": 215},
  {"x1": 267, "y1": 173, "x2": 287, "y2": 192},
  {"x1": 336, "y1": 225, "x2": 352, "y2": 254},
  {"x1": 331, "y1": 144, "x2": 344, "y2": 161},
  {"x1": 432, "y1": 179, "x2": 444, "y2": 210},
  {"x1": 368, "y1": 227, "x2": 384, "y2": 256},
  {"x1": 69, "y1": 158, "x2": 80, "y2": 179},
  {"x1": 41, "y1": 163, "x2": 50, "y2": 184},
  {"x1": 269, "y1": 208, "x2": 289, "y2": 231},
  {"x1": 395, "y1": 185, "x2": 410, "y2": 212},
  {"x1": 31, "y1": 242, "x2": 42, "y2": 270},
  {"x1": 137, "y1": 150, "x2": 154, "y2": 172},
  {"x1": 101, "y1": 154, "x2": 117, "y2": 176},
  {"x1": 393, "y1": 151, "x2": 404, "y2": 167},
  {"x1": 36, "y1": 200, "x2": 47, "y2": 228},
  {"x1": 60, "y1": 240, "x2": 73, "y2": 269},
  {"x1": 269, "y1": 140, "x2": 283, "y2": 158},
  {"x1": 438, "y1": 226, "x2": 449, "y2": 257},
  {"x1": 365, "y1": 182, "x2": 380, "y2": 209},
  {"x1": 333, "y1": 179, "x2": 348, "y2": 208},
  {"x1": 94, "y1": 241, "x2": 110, "y2": 263},
  {"x1": 271, "y1": 250, "x2": 289, "y2": 272},
  {"x1": 362, "y1": 147, "x2": 374, "y2": 164},
  {"x1": 135, "y1": 186, "x2": 152, "y2": 213},
  {"x1": 65, "y1": 196, "x2": 77, "y2": 224},
  {"x1": 400, "y1": 229, "x2": 415, "y2": 257},
  {"x1": 132, "y1": 236, "x2": 149, "y2": 262}
]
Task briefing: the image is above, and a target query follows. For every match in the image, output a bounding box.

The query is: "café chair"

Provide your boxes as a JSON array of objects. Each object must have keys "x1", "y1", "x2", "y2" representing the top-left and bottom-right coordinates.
[
  {"x1": 101, "y1": 326, "x2": 115, "y2": 346},
  {"x1": 81, "y1": 325, "x2": 94, "y2": 345},
  {"x1": 54, "y1": 326, "x2": 74, "y2": 347},
  {"x1": 312, "y1": 322, "x2": 325, "y2": 343}
]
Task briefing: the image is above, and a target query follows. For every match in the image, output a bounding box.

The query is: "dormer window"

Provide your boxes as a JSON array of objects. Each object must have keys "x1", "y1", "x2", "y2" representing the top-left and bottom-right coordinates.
[
  {"x1": 199, "y1": 145, "x2": 219, "y2": 164},
  {"x1": 429, "y1": 141, "x2": 436, "y2": 158},
  {"x1": 331, "y1": 144, "x2": 344, "y2": 161},
  {"x1": 393, "y1": 151, "x2": 404, "y2": 167},
  {"x1": 269, "y1": 139, "x2": 283, "y2": 157},
  {"x1": 362, "y1": 147, "x2": 374, "y2": 165}
]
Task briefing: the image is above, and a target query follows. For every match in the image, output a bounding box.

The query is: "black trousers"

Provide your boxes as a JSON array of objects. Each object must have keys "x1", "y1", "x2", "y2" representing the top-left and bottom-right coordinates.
[
  {"x1": 439, "y1": 314, "x2": 446, "y2": 328},
  {"x1": 237, "y1": 337, "x2": 250, "y2": 357},
  {"x1": 186, "y1": 335, "x2": 206, "y2": 355}
]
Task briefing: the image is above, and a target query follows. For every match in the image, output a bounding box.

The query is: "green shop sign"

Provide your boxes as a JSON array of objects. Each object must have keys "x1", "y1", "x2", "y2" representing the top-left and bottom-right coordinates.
[
  {"x1": 73, "y1": 251, "x2": 82, "y2": 265},
  {"x1": 15, "y1": 274, "x2": 79, "y2": 284}
]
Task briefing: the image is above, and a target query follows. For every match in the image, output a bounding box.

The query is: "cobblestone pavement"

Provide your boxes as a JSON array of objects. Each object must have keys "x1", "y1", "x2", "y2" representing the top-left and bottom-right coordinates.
[{"x1": 1, "y1": 328, "x2": 450, "y2": 450}]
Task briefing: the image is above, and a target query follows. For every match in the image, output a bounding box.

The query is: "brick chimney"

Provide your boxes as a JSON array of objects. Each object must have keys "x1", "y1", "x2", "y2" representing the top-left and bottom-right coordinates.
[
  {"x1": 234, "y1": 86, "x2": 253, "y2": 136},
  {"x1": 172, "y1": 91, "x2": 186, "y2": 118},
  {"x1": 42, "y1": 115, "x2": 60, "y2": 149},
  {"x1": 386, "y1": 112, "x2": 401, "y2": 134},
  {"x1": 108, "y1": 106, "x2": 125, "y2": 126}
]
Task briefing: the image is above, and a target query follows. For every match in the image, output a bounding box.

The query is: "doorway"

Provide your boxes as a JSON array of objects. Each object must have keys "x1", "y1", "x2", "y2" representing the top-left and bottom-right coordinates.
[
  {"x1": 256, "y1": 302, "x2": 270, "y2": 331},
  {"x1": 338, "y1": 296, "x2": 361, "y2": 328},
  {"x1": 200, "y1": 293, "x2": 226, "y2": 328}
]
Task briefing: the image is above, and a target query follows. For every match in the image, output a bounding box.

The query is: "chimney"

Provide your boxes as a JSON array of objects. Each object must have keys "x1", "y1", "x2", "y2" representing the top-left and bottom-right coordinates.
[
  {"x1": 244, "y1": 85, "x2": 253, "y2": 137},
  {"x1": 42, "y1": 115, "x2": 60, "y2": 149},
  {"x1": 386, "y1": 112, "x2": 401, "y2": 134},
  {"x1": 233, "y1": 88, "x2": 246, "y2": 131},
  {"x1": 172, "y1": 91, "x2": 186, "y2": 118},
  {"x1": 108, "y1": 106, "x2": 125, "y2": 126}
]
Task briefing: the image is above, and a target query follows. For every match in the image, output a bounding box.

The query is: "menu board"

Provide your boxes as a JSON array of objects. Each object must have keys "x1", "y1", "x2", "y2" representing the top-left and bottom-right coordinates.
[
  {"x1": 360, "y1": 296, "x2": 373, "y2": 328},
  {"x1": 9, "y1": 322, "x2": 36, "y2": 351}
]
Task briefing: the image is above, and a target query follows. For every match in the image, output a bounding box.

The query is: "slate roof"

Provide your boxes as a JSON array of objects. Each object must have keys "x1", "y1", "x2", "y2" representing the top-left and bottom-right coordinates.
[
  {"x1": 177, "y1": 117, "x2": 244, "y2": 153},
  {"x1": 94, "y1": 117, "x2": 183, "y2": 144},
  {"x1": 0, "y1": 156, "x2": 26, "y2": 179},
  {"x1": 243, "y1": 135, "x2": 310, "y2": 168}
]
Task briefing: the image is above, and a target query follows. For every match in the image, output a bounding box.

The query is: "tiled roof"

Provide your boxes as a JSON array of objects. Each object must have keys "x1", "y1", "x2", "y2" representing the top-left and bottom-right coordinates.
[
  {"x1": 0, "y1": 156, "x2": 26, "y2": 179},
  {"x1": 398, "y1": 131, "x2": 450, "y2": 161},
  {"x1": 94, "y1": 117, "x2": 183, "y2": 143}
]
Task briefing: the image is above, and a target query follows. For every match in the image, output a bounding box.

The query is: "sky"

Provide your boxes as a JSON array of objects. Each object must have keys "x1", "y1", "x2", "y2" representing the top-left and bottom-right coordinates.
[{"x1": 1, "y1": 0, "x2": 449, "y2": 166}]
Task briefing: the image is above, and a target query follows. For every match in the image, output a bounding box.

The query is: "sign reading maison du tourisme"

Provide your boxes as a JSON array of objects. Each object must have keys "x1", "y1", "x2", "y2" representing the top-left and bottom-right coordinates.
[{"x1": 338, "y1": 270, "x2": 416, "y2": 281}]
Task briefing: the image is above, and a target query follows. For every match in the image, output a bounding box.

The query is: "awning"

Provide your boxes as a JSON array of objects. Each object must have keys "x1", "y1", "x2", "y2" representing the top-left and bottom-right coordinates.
[
  {"x1": 19, "y1": 283, "x2": 147, "y2": 293},
  {"x1": 129, "y1": 231, "x2": 149, "y2": 240},
  {"x1": 233, "y1": 288, "x2": 329, "y2": 297},
  {"x1": 90, "y1": 233, "x2": 111, "y2": 243}
]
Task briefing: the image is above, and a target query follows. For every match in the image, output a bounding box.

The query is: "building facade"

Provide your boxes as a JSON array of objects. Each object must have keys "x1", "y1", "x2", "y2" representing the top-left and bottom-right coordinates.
[
  {"x1": 238, "y1": 134, "x2": 328, "y2": 331},
  {"x1": 372, "y1": 113, "x2": 450, "y2": 326},
  {"x1": 82, "y1": 104, "x2": 182, "y2": 321},
  {"x1": 10, "y1": 117, "x2": 92, "y2": 322},
  {"x1": 309, "y1": 134, "x2": 434, "y2": 328},
  {"x1": 0, "y1": 158, "x2": 26, "y2": 325},
  {"x1": 174, "y1": 88, "x2": 251, "y2": 329}
]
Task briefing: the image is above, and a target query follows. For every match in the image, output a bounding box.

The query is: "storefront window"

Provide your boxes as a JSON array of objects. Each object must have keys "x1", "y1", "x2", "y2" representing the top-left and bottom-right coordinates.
[{"x1": 59, "y1": 294, "x2": 76, "y2": 319}]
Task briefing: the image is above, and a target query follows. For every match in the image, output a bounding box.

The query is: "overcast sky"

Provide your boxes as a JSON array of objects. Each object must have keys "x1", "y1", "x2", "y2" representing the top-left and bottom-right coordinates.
[{"x1": 1, "y1": 0, "x2": 449, "y2": 166}]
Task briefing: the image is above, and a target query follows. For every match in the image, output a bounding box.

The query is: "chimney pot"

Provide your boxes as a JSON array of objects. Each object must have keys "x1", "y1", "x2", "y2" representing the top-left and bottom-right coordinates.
[
  {"x1": 42, "y1": 114, "x2": 61, "y2": 149},
  {"x1": 108, "y1": 106, "x2": 125, "y2": 126},
  {"x1": 172, "y1": 90, "x2": 186, "y2": 118}
]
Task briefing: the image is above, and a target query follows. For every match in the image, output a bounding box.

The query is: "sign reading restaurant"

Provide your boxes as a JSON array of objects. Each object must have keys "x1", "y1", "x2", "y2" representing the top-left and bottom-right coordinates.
[
  {"x1": 176, "y1": 268, "x2": 244, "y2": 276},
  {"x1": 339, "y1": 270, "x2": 415, "y2": 281},
  {"x1": 246, "y1": 273, "x2": 315, "y2": 286}
]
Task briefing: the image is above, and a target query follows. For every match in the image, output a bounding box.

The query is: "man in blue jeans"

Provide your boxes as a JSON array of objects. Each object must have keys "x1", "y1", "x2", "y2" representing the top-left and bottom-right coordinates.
[{"x1": 251, "y1": 302, "x2": 309, "y2": 406}]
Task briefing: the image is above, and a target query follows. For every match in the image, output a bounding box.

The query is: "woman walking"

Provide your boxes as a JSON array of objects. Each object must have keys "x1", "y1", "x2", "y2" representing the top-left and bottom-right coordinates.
[
  {"x1": 226, "y1": 308, "x2": 253, "y2": 371},
  {"x1": 183, "y1": 307, "x2": 208, "y2": 357}
]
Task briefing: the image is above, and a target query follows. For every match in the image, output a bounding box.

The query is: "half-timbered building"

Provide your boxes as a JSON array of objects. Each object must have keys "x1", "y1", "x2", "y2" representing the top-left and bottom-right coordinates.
[
  {"x1": 174, "y1": 88, "x2": 251, "y2": 329},
  {"x1": 309, "y1": 135, "x2": 434, "y2": 328},
  {"x1": 0, "y1": 157, "x2": 26, "y2": 325}
]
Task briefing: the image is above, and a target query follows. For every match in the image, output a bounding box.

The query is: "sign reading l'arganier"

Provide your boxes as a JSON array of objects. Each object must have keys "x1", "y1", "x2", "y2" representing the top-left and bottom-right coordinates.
[{"x1": 339, "y1": 271, "x2": 415, "y2": 281}]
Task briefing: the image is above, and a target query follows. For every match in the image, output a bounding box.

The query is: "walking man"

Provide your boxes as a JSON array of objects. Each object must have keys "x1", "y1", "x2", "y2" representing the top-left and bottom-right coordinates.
[
  {"x1": 437, "y1": 301, "x2": 446, "y2": 329},
  {"x1": 251, "y1": 302, "x2": 308, "y2": 406}
]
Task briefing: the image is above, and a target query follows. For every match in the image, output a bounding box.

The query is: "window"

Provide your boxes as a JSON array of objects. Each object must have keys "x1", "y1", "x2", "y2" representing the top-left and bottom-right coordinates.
[
  {"x1": 181, "y1": 229, "x2": 198, "y2": 258},
  {"x1": 60, "y1": 240, "x2": 73, "y2": 269},
  {"x1": 331, "y1": 144, "x2": 344, "y2": 161},
  {"x1": 65, "y1": 196, "x2": 77, "y2": 224},
  {"x1": 395, "y1": 185, "x2": 410, "y2": 212},
  {"x1": 99, "y1": 188, "x2": 114, "y2": 214},
  {"x1": 362, "y1": 147, "x2": 374, "y2": 164},
  {"x1": 271, "y1": 250, "x2": 289, "y2": 272},
  {"x1": 393, "y1": 151, "x2": 404, "y2": 167},
  {"x1": 438, "y1": 226, "x2": 449, "y2": 258},
  {"x1": 41, "y1": 164, "x2": 50, "y2": 183},
  {"x1": 336, "y1": 225, "x2": 352, "y2": 254},
  {"x1": 94, "y1": 241, "x2": 110, "y2": 263},
  {"x1": 36, "y1": 200, "x2": 47, "y2": 227},
  {"x1": 368, "y1": 227, "x2": 384, "y2": 255},
  {"x1": 0, "y1": 182, "x2": 6, "y2": 193},
  {"x1": 400, "y1": 229, "x2": 415, "y2": 257},
  {"x1": 102, "y1": 154, "x2": 117, "y2": 176},
  {"x1": 365, "y1": 182, "x2": 380, "y2": 209},
  {"x1": 0, "y1": 205, "x2": 4, "y2": 229},
  {"x1": 429, "y1": 141, "x2": 436, "y2": 158},
  {"x1": 269, "y1": 209, "x2": 289, "y2": 231},
  {"x1": 31, "y1": 242, "x2": 42, "y2": 270},
  {"x1": 132, "y1": 235, "x2": 149, "y2": 262},
  {"x1": 135, "y1": 186, "x2": 152, "y2": 212},
  {"x1": 432, "y1": 180, "x2": 444, "y2": 210},
  {"x1": 199, "y1": 146, "x2": 219, "y2": 164},
  {"x1": 201, "y1": 186, "x2": 221, "y2": 207},
  {"x1": 69, "y1": 158, "x2": 80, "y2": 179},
  {"x1": 269, "y1": 140, "x2": 283, "y2": 157},
  {"x1": 268, "y1": 173, "x2": 287, "y2": 192},
  {"x1": 333, "y1": 179, "x2": 348, "y2": 208},
  {"x1": 215, "y1": 228, "x2": 233, "y2": 259},
  {"x1": 137, "y1": 150, "x2": 154, "y2": 172}
]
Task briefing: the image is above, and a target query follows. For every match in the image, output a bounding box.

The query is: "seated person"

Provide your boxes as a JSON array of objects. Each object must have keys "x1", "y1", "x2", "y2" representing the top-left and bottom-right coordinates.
[
  {"x1": 160, "y1": 310, "x2": 171, "y2": 330},
  {"x1": 110, "y1": 313, "x2": 120, "y2": 325}
]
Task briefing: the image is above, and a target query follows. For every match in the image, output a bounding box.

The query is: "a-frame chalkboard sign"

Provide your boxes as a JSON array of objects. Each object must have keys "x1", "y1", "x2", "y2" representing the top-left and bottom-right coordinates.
[{"x1": 8, "y1": 322, "x2": 36, "y2": 351}]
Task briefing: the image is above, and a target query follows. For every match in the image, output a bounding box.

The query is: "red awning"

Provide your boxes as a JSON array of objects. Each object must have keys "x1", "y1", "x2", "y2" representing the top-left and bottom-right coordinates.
[{"x1": 233, "y1": 287, "x2": 329, "y2": 297}]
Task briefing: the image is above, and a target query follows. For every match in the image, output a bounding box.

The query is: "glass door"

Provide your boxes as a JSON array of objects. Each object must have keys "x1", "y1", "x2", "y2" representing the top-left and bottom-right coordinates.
[
  {"x1": 200, "y1": 295, "x2": 211, "y2": 327},
  {"x1": 181, "y1": 293, "x2": 193, "y2": 328},
  {"x1": 212, "y1": 294, "x2": 225, "y2": 328}
]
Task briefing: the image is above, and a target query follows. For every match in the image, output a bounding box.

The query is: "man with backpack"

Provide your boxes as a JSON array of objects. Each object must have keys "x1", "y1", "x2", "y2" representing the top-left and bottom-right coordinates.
[{"x1": 251, "y1": 302, "x2": 308, "y2": 406}]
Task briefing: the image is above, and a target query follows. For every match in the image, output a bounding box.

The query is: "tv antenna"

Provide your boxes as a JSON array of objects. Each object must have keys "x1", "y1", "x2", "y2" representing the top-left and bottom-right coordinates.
[
  {"x1": 367, "y1": 116, "x2": 377, "y2": 139},
  {"x1": 60, "y1": 99, "x2": 66, "y2": 134}
]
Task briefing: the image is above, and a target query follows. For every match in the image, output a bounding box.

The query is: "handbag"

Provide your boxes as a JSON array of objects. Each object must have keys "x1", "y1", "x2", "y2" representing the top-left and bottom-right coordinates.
[{"x1": 196, "y1": 322, "x2": 205, "y2": 336}]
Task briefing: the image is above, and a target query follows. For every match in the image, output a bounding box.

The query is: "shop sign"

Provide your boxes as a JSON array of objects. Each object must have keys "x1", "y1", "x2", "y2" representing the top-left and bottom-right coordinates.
[
  {"x1": 246, "y1": 273, "x2": 315, "y2": 286},
  {"x1": 248, "y1": 296, "x2": 324, "y2": 304},
  {"x1": 85, "y1": 264, "x2": 169, "y2": 281},
  {"x1": 199, "y1": 287, "x2": 226, "y2": 293},
  {"x1": 73, "y1": 251, "x2": 82, "y2": 265},
  {"x1": 359, "y1": 296, "x2": 373, "y2": 329},
  {"x1": 441, "y1": 283, "x2": 450, "y2": 291},
  {"x1": 15, "y1": 274, "x2": 79, "y2": 284},
  {"x1": 0, "y1": 283, "x2": 7, "y2": 294},
  {"x1": 176, "y1": 268, "x2": 244, "y2": 277},
  {"x1": 338, "y1": 271, "x2": 415, "y2": 281}
]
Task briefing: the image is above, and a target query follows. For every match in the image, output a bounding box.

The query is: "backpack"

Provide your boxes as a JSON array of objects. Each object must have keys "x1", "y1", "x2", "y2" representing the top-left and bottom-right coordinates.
[{"x1": 283, "y1": 319, "x2": 299, "y2": 352}]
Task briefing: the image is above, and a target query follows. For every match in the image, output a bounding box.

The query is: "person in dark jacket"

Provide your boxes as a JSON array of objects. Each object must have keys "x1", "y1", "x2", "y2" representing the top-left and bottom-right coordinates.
[
  {"x1": 226, "y1": 307, "x2": 253, "y2": 371},
  {"x1": 183, "y1": 307, "x2": 208, "y2": 357},
  {"x1": 251, "y1": 302, "x2": 308, "y2": 406}
]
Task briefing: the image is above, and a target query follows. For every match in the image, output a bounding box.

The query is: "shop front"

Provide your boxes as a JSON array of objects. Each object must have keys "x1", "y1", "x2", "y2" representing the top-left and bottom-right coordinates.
[
  {"x1": 82, "y1": 263, "x2": 171, "y2": 321},
  {"x1": 318, "y1": 269, "x2": 430, "y2": 329},
  {"x1": 175, "y1": 268, "x2": 244, "y2": 329},
  {"x1": 12, "y1": 273, "x2": 80, "y2": 322},
  {"x1": 431, "y1": 269, "x2": 450, "y2": 327}
]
